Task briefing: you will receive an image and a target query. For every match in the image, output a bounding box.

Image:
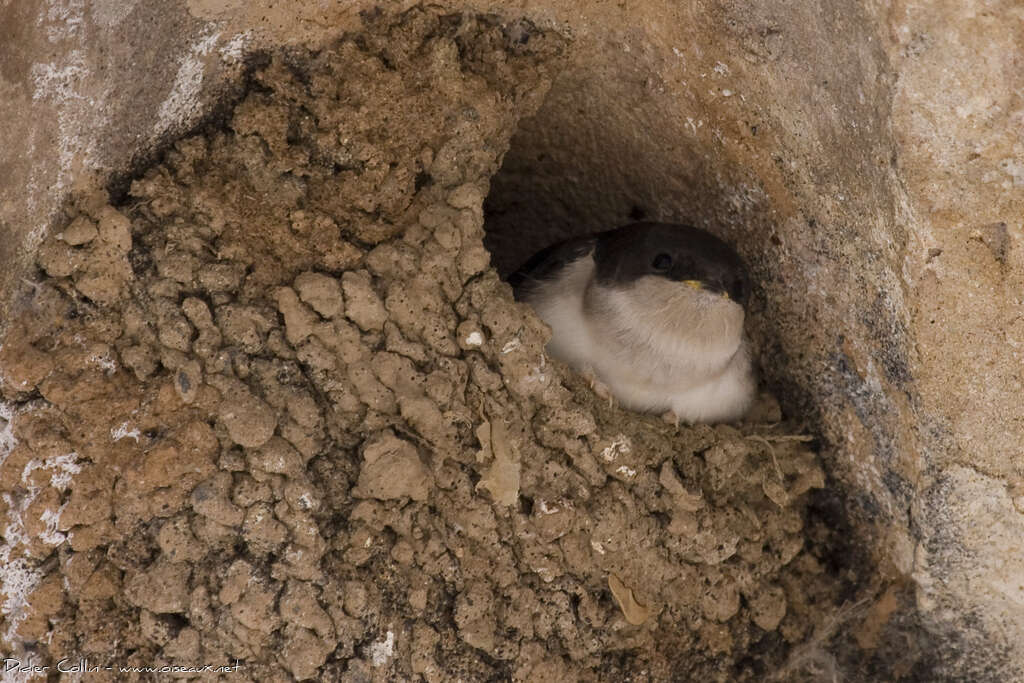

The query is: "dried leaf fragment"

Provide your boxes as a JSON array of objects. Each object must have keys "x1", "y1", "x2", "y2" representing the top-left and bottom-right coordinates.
[
  {"x1": 608, "y1": 574, "x2": 650, "y2": 625},
  {"x1": 475, "y1": 419, "x2": 520, "y2": 506}
]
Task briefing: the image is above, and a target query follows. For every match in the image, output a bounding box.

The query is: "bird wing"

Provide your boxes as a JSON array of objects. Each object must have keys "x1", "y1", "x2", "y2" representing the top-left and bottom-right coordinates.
[{"x1": 507, "y1": 235, "x2": 597, "y2": 301}]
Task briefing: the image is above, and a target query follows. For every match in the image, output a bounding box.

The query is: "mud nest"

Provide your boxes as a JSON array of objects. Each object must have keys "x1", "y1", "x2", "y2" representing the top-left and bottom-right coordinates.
[{"x1": 0, "y1": 8, "x2": 844, "y2": 681}]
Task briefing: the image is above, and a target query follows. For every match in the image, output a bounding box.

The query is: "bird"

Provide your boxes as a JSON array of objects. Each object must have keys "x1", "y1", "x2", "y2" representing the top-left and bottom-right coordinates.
[{"x1": 508, "y1": 222, "x2": 756, "y2": 424}]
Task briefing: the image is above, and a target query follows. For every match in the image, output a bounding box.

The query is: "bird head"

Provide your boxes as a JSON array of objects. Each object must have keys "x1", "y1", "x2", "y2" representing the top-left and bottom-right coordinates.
[{"x1": 593, "y1": 222, "x2": 750, "y2": 307}]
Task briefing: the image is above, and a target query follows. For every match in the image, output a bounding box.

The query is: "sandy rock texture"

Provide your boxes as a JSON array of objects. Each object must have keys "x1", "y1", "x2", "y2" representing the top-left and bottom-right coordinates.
[{"x1": 0, "y1": 0, "x2": 1022, "y2": 681}]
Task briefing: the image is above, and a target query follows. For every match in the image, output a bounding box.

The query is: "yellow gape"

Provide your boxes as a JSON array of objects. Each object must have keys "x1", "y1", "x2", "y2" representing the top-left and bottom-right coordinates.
[{"x1": 682, "y1": 279, "x2": 730, "y2": 298}]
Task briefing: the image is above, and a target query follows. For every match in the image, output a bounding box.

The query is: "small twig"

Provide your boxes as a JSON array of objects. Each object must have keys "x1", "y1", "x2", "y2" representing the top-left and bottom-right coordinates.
[
  {"x1": 746, "y1": 433, "x2": 815, "y2": 443},
  {"x1": 768, "y1": 597, "x2": 873, "y2": 683}
]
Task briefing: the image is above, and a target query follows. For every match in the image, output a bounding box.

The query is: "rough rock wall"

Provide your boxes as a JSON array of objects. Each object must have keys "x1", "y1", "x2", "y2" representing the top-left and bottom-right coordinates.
[
  {"x1": 485, "y1": 1, "x2": 1024, "y2": 678},
  {"x1": 0, "y1": 0, "x2": 1022, "y2": 681},
  {"x1": 882, "y1": 0, "x2": 1024, "y2": 676},
  {"x1": 0, "y1": 8, "x2": 843, "y2": 681},
  {"x1": 484, "y1": 0, "x2": 918, "y2": 541}
]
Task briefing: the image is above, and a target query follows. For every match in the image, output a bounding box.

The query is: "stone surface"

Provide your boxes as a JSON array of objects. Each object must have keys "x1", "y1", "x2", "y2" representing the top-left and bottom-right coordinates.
[
  {"x1": 0, "y1": 0, "x2": 1021, "y2": 680},
  {"x1": 352, "y1": 432, "x2": 432, "y2": 502}
]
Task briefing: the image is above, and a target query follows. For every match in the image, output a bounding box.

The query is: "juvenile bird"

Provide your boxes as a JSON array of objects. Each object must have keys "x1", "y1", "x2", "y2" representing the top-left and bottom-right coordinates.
[{"x1": 509, "y1": 222, "x2": 756, "y2": 423}]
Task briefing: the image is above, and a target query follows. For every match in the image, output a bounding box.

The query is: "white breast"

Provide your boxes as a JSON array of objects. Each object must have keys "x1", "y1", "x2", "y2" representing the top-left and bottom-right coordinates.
[{"x1": 524, "y1": 256, "x2": 755, "y2": 423}]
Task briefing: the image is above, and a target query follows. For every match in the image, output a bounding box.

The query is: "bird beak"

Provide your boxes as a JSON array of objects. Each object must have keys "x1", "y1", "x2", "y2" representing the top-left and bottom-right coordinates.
[{"x1": 682, "y1": 280, "x2": 731, "y2": 299}]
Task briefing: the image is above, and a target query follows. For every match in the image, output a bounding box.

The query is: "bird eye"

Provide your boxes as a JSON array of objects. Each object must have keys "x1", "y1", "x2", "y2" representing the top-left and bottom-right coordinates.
[{"x1": 652, "y1": 253, "x2": 672, "y2": 271}]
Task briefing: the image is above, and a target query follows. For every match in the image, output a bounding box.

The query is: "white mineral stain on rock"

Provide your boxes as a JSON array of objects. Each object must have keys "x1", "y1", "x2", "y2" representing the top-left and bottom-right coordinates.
[
  {"x1": 39, "y1": 507, "x2": 67, "y2": 546},
  {"x1": 600, "y1": 435, "x2": 632, "y2": 463},
  {"x1": 111, "y1": 421, "x2": 141, "y2": 442},
  {"x1": 537, "y1": 499, "x2": 559, "y2": 515},
  {"x1": 0, "y1": 401, "x2": 15, "y2": 463},
  {"x1": 22, "y1": 452, "x2": 82, "y2": 491},
  {"x1": 465, "y1": 331, "x2": 483, "y2": 346},
  {"x1": 30, "y1": 49, "x2": 99, "y2": 193},
  {"x1": 89, "y1": 0, "x2": 140, "y2": 28},
  {"x1": 0, "y1": 549, "x2": 42, "y2": 650},
  {"x1": 501, "y1": 338, "x2": 521, "y2": 354},
  {"x1": 156, "y1": 30, "x2": 221, "y2": 134},
  {"x1": 0, "y1": 403, "x2": 44, "y2": 647},
  {"x1": 368, "y1": 630, "x2": 395, "y2": 666},
  {"x1": 43, "y1": 0, "x2": 85, "y2": 43},
  {"x1": 86, "y1": 349, "x2": 118, "y2": 374},
  {"x1": 219, "y1": 31, "x2": 250, "y2": 64}
]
